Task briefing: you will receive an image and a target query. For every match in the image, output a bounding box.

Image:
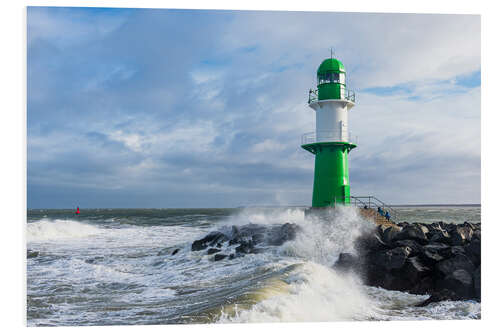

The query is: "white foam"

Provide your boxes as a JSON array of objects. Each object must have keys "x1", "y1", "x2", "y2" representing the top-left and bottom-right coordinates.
[
  {"x1": 27, "y1": 219, "x2": 102, "y2": 242},
  {"x1": 282, "y1": 206, "x2": 375, "y2": 264},
  {"x1": 221, "y1": 207, "x2": 305, "y2": 227},
  {"x1": 217, "y1": 207, "x2": 380, "y2": 323},
  {"x1": 218, "y1": 262, "x2": 375, "y2": 322}
]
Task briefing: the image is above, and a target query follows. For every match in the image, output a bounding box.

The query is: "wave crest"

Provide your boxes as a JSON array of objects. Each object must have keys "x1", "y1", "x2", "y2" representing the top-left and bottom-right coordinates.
[{"x1": 27, "y1": 219, "x2": 102, "y2": 242}]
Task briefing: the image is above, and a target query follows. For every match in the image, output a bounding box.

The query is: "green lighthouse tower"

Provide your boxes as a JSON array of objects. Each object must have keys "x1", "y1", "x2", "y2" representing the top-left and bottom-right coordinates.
[{"x1": 302, "y1": 56, "x2": 356, "y2": 207}]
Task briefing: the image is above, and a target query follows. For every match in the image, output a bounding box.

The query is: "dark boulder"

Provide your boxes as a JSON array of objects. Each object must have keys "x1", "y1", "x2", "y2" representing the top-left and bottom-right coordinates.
[
  {"x1": 428, "y1": 228, "x2": 451, "y2": 244},
  {"x1": 424, "y1": 242, "x2": 450, "y2": 255},
  {"x1": 435, "y1": 254, "x2": 474, "y2": 277},
  {"x1": 419, "y1": 244, "x2": 448, "y2": 266},
  {"x1": 393, "y1": 239, "x2": 424, "y2": 256},
  {"x1": 413, "y1": 223, "x2": 430, "y2": 236},
  {"x1": 463, "y1": 222, "x2": 476, "y2": 231},
  {"x1": 416, "y1": 289, "x2": 461, "y2": 307},
  {"x1": 372, "y1": 246, "x2": 410, "y2": 271},
  {"x1": 465, "y1": 239, "x2": 481, "y2": 267},
  {"x1": 449, "y1": 226, "x2": 473, "y2": 246},
  {"x1": 191, "y1": 231, "x2": 229, "y2": 251},
  {"x1": 207, "y1": 248, "x2": 221, "y2": 255},
  {"x1": 410, "y1": 276, "x2": 434, "y2": 295},
  {"x1": 438, "y1": 269, "x2": 474, "y2": 299},
  {"x1": 355, "y1": 231, "x2": 388, "y2": 255},
  {"x1": 389, "y1": 256, "x2": 431, "y2": 293},
  {"x1": 474, "y1": 265, "x2": 481, "y2": 300},
  {"x1": 381, "y1": 226, "x2": 400, "y2": 245},
  {"x1": 333, "y1": 252, "x2": 360, "y2": 272},
  {"x1": 359, "y1": 221, "x2": 480, "y2": 302},
  {"x1": 266, "y1": 223, "x2": 300, "y2": 246},
  {"x1": 394, "y1": 225, "x2": 428, "y2": 245},
  {"x1": 214, "y1": 254, "x2": 228, "y2": 261},
  {"x1": 235, "y1": 241, "x2": 264, "y2": 254},
  {"x1": 430, "y1": 221, "x2": 446, "y2": 231},
  {"x1": 235, "y1": 240, "x2": 255, "y2": 254},
  {"x1": 397, "y1": 222, "x2": 410, "y2": 228},
  {"x1": 27, "y1": 250, "x2": 39, "y2": 258}
]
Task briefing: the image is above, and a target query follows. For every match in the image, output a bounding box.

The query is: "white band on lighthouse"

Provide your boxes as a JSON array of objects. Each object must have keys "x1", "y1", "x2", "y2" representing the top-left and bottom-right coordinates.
[{"x1": 310, "y1": 100, "x2": 349, "y2": 143}]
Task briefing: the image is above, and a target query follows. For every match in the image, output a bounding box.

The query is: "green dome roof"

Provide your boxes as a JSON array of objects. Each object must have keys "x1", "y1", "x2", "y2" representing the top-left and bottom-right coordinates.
[{"x1": 317, "y1": 58, "x2": 345, "y2": 74}]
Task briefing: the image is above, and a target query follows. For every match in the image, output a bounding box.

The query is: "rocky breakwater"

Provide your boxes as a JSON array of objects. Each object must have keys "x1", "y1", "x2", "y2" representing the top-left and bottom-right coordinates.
[
  {"x1": 190, "y1": 223, "x2": 300, "y2": 261},
  {"x1": 336, "y1": 221, "x2": 481, "y2": 305}
]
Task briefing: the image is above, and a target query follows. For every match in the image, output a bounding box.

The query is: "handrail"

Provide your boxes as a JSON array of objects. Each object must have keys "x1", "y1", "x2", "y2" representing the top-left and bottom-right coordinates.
[
  {"x1": 349, "y1": 196, "x2": 400, "y2": 222},
  {"x1": 308, "y1": 88, "x2": 356, "y2": 104},
  {"x1": 302, "y1": 131, "x2": 358, "y2": 145}
]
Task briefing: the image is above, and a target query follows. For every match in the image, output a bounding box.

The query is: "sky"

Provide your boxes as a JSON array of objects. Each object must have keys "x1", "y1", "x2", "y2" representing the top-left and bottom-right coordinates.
[{"x1": 27, "y1": 7, "x2": 481, "y2": 208}]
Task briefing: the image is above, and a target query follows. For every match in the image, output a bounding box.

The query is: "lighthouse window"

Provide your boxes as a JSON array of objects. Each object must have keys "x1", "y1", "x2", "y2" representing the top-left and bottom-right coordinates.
[{"x1": 318, "y1": 72, "x2": 340, "y2": 85}]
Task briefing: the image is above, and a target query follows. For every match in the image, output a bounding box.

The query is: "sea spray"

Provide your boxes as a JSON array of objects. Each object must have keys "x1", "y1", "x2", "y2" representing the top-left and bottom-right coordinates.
[
  {"x1": 27, "y1": 207, "x2": 481, "y2": 326},
  {"x1": 280, "y1": 206, "x2": 375, "y2": 264},
  {"x1": 27, "y1": 218, "x2": 103, "y2": 242},
  {"x1": 216, "y1": 206, "x2": 379, "y2": 322}
]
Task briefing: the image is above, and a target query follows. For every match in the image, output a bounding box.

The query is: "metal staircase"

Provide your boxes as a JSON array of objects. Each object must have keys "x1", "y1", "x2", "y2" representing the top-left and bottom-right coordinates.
[{"x1": 349, "y1": 196, "x2": 400, "y2": 224}]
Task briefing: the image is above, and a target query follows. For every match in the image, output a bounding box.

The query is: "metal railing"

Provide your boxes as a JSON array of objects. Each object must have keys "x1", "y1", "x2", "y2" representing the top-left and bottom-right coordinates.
[
  {"x1": 349, "y1": 196, "x2": 400, "y2": 222},
  {"x1": 308, "y1": 88, "x2": 356, "y2": 104},
  {"x1": 301, "y1": 131, "x2": 358, "y2": 145}
]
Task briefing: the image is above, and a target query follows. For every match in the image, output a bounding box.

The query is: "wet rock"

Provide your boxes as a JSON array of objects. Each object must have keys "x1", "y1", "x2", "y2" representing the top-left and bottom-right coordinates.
[
  {"x1": 393, "y1": 239, "x2": 424, "y2": 256},
  {"x1": 357, "y1": 221, "x2": 480, "y2": 301},
  {"x1": 381, "y1": 226, "x2": 400, "y2": 245},
  {"x1": 410, "y1": 276, "x2": 434, "y2": 295},
  {"x1": 228, "y1": 253, "x2": 239, "y2": 260},
  {"x1": 416, "y1": 224, "x2": 430, "y2": 235},
  {"x1": 235, "y1": 240, "x2": 255, "y2": 254},
  {"x1": 333, "y1": 252, "x2": 360, "y2": 272},
  {"x1": 435, "y1": 254, "x2": 474, "y2": 277},
  {"x1": 382, "y1": 256, "x2": 431, "y2": 293},
  {"x1": 397, "y1": 222, "x2": 410, "y2": 228},
  {"x1": 424, "y1": 242, "x2": 450, "y2": 255},
  {"x1": 172, "y1": 249, "x2": 180, "y2": 255},
  {"x1": 465, "y1": 238, "x2": 481, "y2": 267},
  {"x1": 27, "y1": 250, "x2": 39, "y2": 259},
  {"x1": 438, "y1": 269, "x2": 474, "y2": 299},
  {"x1": 394, "y1": 225, "x2": 428, "y2": 245},
  {"x1": 356, "y1": 231, "x2": 388, "y2": 255},
  {"x1": 428, "y1": 228, "x2": 451, "y2": 244},
  {"x1": 191, "y1": 231, "x2": 229, "y2": 251},
  {"x1": 416, "y1": 289, "x2": 460, "y2": 307},
  {"x1": 207, "y1": 248, "x2": 221, "y2": 255},
  {"x1": 419, "y1": 244, "x2": 447, "y2": 266},
  {"x1": 463, "y1": 222, "x2": 476, "y2": 231},
  {"x1": 430, "y1": 221, "x2": 446, "y2": 230},
  {"x1": 192, "y1": 222, "x2": 301, "y2": 257},
  {"x1": 214, "y1": 254, "x2": 228, "y2": 261},
  {"x1": 449, "y1": 226, "x2": 473, "y2": 246},
  {"x1": 267, "y1": 223, "x2": 301, "y2": 246},
  {"x1": 372, "y1": 246, "x2": 410, "y2": 271},
  {"x1": 474, "y1": 266, "x2": 481, "y2": 300}
]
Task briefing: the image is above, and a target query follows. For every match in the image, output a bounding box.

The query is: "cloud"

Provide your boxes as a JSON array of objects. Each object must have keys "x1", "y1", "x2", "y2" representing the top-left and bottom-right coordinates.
[{"x1": 27, "y1": 8, "x2": 480, "y2": 208}]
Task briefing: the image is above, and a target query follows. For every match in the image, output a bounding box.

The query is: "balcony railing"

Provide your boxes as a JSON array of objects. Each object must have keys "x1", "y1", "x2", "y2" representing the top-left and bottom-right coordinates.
[
  {"x1": 301, "y1": 131, "x2": 358, "y2": 145},
  {"x1": 308, "y1": 88, "x2": 356, "y2": 104}
]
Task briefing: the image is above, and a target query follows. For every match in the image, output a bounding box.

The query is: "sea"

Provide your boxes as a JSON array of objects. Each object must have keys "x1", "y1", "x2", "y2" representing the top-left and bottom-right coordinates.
[{"x1": 26, "y1": 205, "x2": 481, "y2": 326}]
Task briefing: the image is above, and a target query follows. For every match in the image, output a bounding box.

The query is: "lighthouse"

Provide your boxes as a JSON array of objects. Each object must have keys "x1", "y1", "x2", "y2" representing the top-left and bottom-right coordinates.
[{"x1": 302, "y1": 56, "x2": 356, "y2": 207}]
